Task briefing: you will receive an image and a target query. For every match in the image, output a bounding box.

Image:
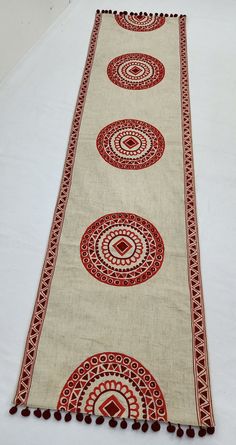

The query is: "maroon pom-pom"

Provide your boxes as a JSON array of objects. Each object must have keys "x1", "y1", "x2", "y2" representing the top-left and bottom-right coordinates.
[
  {"x1": 160, "y1": 13, "x2": 164, "y2": 17},
  {"x1": 43, "y1": 409, "x2": 51, "y2": 420},
  {"x1": 176, "y1": 424, "x2": 184, "y2": 437},
  {"x1": 142, "y1": 420, "x2": 149, "y2": 432},
  {"x1": 165, "y1": 14, "x2": 169, "y2": 17},
  {"x1": 174, "y1": 14, "x2": 178, "y2": 17},
  {"x1": 167, "y1": 422, "x2": 176, "y2": 433},
  {"x1": 76, "y1": 412, "x2": 83, "y2": 422},
  {"x1": 151, "y1": 420, "x2": 160, "y2": 431},
  {"x1": 198, "y1": 427, "x2": 207, "y2": 437},
  {"x1": 120, "y1": 418, "x2": 128, "y2": 429},
  {"x1": 207, "y1": 426, "x2": 215, "y2": 435},
  {"x1": 33, "y1": 408, "x2": 41, "y2": 418},
  {"x1": 113, "y1": 11, "x2": 117, "y2": 15},
  {"x1": 9, "y1": 406, "x2": 18, "y2": 415},
  {"x1": 96, "y1": 9, "x2": 100, "y2": 14},
  {"x1": 64, "y1": 412, "x2": 72, "y2": 422},
  {"x1": 21, "y1": 407, "x2": 30, "y2": 417},
  {"x1": 54, "y1": 410, "x2": 62, "y2": 421},
  {"x1": 96, "y1": 416, "x2": 104, "y2": 425},
  {"x1": 84, "y1": 414, "x2": 92, "y2": 424},
  {"x1": 132, "y1": 420, "x2": 141, "y2": 430},
  {"x1": 186, "y1": 426, "x2": 195, "y2": 438},
  {"x1": 109, "y1": 417, "x2": 117, "y2": 428}
]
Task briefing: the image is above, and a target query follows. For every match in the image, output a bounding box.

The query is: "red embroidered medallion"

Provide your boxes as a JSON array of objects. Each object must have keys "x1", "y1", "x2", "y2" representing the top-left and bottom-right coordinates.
[
  {"x1": 96, "y1": 119, "x2": 165, "y2": 170},
  {"x1": 107, "y1": 53, "x2": 165, "y2": 90},
  {"x1": 115, "y1": 14, "x2": 165, "y2": 32},
  {"x1": 80, "y1": 213, "x2": 164, "y2": 286},
  {"x1": 57, "y1": 352, "x2": 167, "y2": 421}
]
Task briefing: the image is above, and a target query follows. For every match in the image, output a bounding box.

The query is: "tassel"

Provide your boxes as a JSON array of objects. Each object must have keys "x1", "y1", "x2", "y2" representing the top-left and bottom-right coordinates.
[
  {"x1": 109, "y1": 417, "x2": 117, "y2": 428},
  {"x1": 42, "y1": 409, "x2": 51, "y2": 420},
  {"x1": 186, "y1": 426, "x2": 195, "y2": 438},
  {"x1": 21, "y1": 407, "x2": 30, "y2": 417},
  {"x1": 167, "y1": 421, "x2": 176, "y2": 433},
  {"x1": 33, "y1": 408, "x2": 41, "y2": 418},
  {"x1": 9, "y1": 406, "x2": 18, "y2": 415},
  {"x1": 142, "y1": 420, "x2": 149, "y2": 432},
  {"x1": 199, "y1": 427, "x2": 207, "y2": 437},
  {"x1": 207, "y1": 426, "x2": 215, "y2": 435},
  {"x1": 151, "y1": 420, "x2": 160, "y2": 431},
  {"x1": 132, "y1": 419, "x2": 141, "y2": 430},
  {"x1": 84, "y1": 414, "x2": 92, "y2": 424},
  {"x1": 76, "y1": 412, "x2": 83, "y2": 422},
  {"x1": 120, "y1": 418, "x2": 128, "y2": 429},
  {"x1": 96, "y1": 416, "x2": 104, "y2": 425},
  {"x1": 54, "y1": 410, "x2": 62, "y2": 421},
  {"x1": 176, "y1": 424, "x2": 184, "y2": 437},
  {"x1": 64, "y1": 412, "x2": 72, "y2": 422}
]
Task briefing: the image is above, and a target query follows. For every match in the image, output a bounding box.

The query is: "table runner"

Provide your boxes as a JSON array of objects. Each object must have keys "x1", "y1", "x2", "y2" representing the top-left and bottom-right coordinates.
[{"x1": 10, "y1": 10, "x2": 215, "y2": 438}]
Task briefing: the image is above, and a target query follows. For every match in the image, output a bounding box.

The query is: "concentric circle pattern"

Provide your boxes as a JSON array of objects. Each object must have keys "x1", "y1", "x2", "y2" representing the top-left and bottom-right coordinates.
[
  {"x1": 80, "y1": 213, "x2": 164, "y2": 286},
  {"x1": 115, "y1": 14, "x2": 165, "y2": 32},
  {"x1": 96, "y1": 119, "x2": 165, "y2": 170},
  {"x1": 57, "y1": 352, "x2": 168, "y2": 421},
  {"x1": 107, "y1": 53, "x2": 165, "y2": 90}
]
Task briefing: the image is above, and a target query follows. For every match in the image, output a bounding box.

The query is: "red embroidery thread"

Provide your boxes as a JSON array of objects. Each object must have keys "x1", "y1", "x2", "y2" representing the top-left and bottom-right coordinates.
[
  {"x1": 179, "y1": 16, "x2": 214, "y2": 427},
  {"x1": 115, "y1": 14, "x2": 165, "y2": 32},
  {"x1": 107, "y1": 53, "x2": 165, "y2": 90},
  {"x1": 80, "y1": 212, "x2": 164, "y2": 287},
  {"x1": 96, "y1": 119, "x2": 165, "y2": 170},
  {"x1": 57, "y1": 352, "x2": 167, "y2": 421}
]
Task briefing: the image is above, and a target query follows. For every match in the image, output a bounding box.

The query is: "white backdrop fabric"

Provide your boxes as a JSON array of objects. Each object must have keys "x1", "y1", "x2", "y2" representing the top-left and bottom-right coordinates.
[{"x1": 0, "y1": 1, "x2": 236, "y2": 444}]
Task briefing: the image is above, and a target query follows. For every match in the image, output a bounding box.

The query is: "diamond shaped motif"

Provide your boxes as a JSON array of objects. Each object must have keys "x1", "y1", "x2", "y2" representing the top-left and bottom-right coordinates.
[
  {"x1": 112, "y1": 237, "x2": 132, "y2": 256},
  {"x1": 130, "y1": 65, "x2": 142, "y2": 75},
  {"x1": 99, "y1": 394, "x2": 126, "y2": 417},
  {"x1": 123, "y1": 136, "x2": 138, "y2": 149},
  {"x1": 136, "y1": 15, "x2": 145, "y2": 21}
]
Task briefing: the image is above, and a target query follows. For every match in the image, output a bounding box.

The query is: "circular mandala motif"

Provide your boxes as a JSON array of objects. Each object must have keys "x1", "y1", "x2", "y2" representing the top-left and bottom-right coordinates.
[
  {"x1": 115, "y1": 14, "x2": 165, "y2": 32},
  {"x1": 57, "y1": 352, "x2": 168, "y2": 421},
  {"x1": 80, "y1": 212, "x2": 164, "y2": 286},
  {"x1": 107, "y1": 53, "x2": 165, "y2": 90},
  {"x1": 96, "y1": 119, "x2": 165, "y2": 170}
]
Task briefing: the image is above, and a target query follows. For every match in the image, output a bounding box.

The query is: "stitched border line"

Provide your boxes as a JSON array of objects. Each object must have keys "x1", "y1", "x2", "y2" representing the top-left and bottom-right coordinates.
[
  {"x1": 179, "y1": 16, "x2": 214, "y2": 427},
  {"x1": 14, "y1": 12, "x2": 102, "y2": 406}
]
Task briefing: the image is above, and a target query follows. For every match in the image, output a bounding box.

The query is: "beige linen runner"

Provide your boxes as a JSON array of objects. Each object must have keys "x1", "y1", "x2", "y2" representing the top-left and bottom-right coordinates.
[{"x1": 10, "y1": 10, "x2": 215, "y2": 438}]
